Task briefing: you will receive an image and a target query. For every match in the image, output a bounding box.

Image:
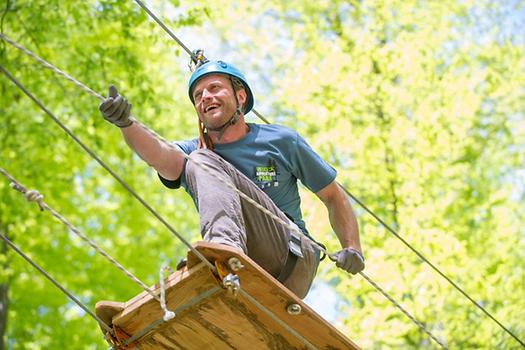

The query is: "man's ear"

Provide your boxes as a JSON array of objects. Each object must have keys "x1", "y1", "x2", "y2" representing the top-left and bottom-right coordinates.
[{"x1": 236, "y1": 88, "x2": 247, "y2": 108}]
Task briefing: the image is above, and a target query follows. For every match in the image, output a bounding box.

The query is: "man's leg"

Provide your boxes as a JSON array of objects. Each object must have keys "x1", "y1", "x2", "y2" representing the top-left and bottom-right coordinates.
[{"x1": 185, "y1": 149, "x2": 319, "y2": 298}]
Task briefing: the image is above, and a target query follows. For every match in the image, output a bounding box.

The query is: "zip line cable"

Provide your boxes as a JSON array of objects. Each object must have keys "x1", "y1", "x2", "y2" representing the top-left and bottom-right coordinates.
[
  {"x1": 0, "y1": 53, "x2": 447, "y2": 347},
  {"x1": 0, "y1": 234, "x2": 114, "y2": 334},
  {"x1": 126, "y1": 4, "x2": 525, "y2": 347},
  {"x1": 359, "y1": 271, "x2": 447, "y2": 349}
]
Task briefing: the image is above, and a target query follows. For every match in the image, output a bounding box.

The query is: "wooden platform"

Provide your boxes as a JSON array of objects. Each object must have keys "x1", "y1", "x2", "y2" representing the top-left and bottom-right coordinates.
[{"x1": 95, "y1": 242, "x2": 359, "y2": 349}]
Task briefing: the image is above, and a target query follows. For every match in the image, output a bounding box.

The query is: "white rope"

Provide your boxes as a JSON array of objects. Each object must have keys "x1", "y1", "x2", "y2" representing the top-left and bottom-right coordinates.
[
  {"x1": 0, "y1": 168, "x2": 160, "y2": 302},
  {"x1": 159, "y1": 264, "x2": 176, "y2": 321}
]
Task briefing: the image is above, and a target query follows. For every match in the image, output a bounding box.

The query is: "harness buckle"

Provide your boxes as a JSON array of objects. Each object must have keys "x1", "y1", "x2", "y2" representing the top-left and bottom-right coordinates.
[{"x1": 289, "y1": 232, "x2": 303, "y2": 258}]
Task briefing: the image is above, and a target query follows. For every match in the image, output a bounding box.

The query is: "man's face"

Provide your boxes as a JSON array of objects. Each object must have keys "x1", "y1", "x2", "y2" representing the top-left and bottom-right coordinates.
[{"x1": 192, "y1": 74, "x2": 246, "y2": 129}]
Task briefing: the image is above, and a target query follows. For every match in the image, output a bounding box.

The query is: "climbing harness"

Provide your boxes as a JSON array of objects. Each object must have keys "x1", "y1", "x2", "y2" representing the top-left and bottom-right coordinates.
[{"x1": 277, "y1": 230, "x2": 303, "y2": 283}]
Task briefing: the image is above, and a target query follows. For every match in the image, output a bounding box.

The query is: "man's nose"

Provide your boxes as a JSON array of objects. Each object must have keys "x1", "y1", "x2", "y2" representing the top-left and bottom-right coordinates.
[{"x1": 201, "y1": 88, "x2": 213, "y2": 100}]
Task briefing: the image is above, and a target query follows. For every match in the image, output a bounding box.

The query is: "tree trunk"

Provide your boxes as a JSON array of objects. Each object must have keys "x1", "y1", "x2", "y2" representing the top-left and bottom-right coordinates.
[
  {"x1": 0, "y1": 282, "x2": 7, "y2": 350},
  {"x1": 0, "y1": 223, "x2": 8, "y2": 350}
]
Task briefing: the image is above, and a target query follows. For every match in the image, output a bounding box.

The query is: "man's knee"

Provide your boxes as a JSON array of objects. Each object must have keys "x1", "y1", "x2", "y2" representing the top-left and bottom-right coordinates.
[{"x1": 186, "y1": 149, "x2": 219, "y2": 176}]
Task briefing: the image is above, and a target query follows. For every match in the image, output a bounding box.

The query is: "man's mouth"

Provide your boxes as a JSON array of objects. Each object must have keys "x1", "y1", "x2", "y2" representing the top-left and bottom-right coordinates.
[{"x1": 204, "y1": 104, "x2": 220, "y2": 113}]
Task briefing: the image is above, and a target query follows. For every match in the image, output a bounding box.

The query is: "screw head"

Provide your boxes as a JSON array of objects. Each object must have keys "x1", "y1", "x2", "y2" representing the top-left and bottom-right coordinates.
[
  {"x1": 287, "y1": 303, "x2": 302, "y2": 315},
  {"x1": 228, "y1": 257, "x2": 244, "y2": 271}
]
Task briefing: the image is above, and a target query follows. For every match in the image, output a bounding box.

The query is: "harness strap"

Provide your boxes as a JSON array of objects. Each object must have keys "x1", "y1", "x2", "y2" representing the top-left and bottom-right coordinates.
[{"x1": 277, "y1": 232, "x2": 303, "y2": 283}]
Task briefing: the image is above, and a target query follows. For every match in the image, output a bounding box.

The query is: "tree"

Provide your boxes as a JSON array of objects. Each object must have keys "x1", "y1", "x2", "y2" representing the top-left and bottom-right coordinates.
[
  {"x1": 191, "y1": 0, "x2": 525, "y2": 348},
  {"x1": 1, "y1": 0, "x2": 524, "y2": 349},
  {"x1": 1, "y1": 0, "x2": 208, "y2": 348}
]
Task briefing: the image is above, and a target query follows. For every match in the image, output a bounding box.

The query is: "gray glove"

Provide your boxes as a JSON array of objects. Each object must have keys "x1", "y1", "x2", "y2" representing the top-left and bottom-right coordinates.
[
  {"x1": 99, "y1": 85, "x2": 133, "y2": 128},
  {"x1": 332, "y1": 248, "x2": 365, "y2": 274}
]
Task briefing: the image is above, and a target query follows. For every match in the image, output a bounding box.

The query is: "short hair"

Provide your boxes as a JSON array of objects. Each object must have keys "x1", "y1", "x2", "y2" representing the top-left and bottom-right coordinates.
[{"x1": 230, "y1": 76, "x2": 245, "y2": 92}]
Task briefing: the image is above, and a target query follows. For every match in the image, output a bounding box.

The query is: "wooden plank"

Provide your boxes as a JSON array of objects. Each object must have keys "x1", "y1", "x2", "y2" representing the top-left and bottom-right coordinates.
[
  {"x1": 187, "y1": 242, "x2": 359, "y2": 350},
  {"x1": 96, "y1": 242, "x2": 360, "y2": 350},
  {"x1": 114, "y1": 262, "x2": 215, "y2": 333}
]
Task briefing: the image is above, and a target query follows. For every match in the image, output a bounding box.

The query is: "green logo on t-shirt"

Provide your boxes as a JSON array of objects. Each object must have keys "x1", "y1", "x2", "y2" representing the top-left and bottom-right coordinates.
[
  {"x1": 255, "y1": 160, "x2": 279, "y2": 188},
  {"x1": 256, "y1": 166, "x2": 276, "y2": 182}
]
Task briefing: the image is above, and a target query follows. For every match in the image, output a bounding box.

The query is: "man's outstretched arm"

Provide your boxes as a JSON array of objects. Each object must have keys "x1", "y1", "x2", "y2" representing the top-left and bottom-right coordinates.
[
  {"x1": 316, "y1": 180, "x2": 364, "y2": 274},
  {"x1": 99, "y1": 85, "x2": 184, "y2": 180}
]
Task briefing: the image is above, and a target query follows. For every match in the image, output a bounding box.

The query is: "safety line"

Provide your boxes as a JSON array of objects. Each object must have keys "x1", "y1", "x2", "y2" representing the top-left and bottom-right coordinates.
[
  {"x1": 0, "y1": 167, "x2": 159, "y2": 302},
  {"x1": 344, "y1": 186, "x2": 525, "y2": 348},
  {"x1": 0, "y1": 233, "x2": 114, "y2": 334},
  {"x1": 133, "y1": 0, "x2": 194, "y2": 59},
  {"x1": 0, "y1": 33, "x2": 103, "y2": 100},
  {"x1": 3, "y1": 34, "x2": 522, "y2": 347},
  {"x1": 360, "y1": 271, "x2": 447, "y2": 349},
  {"x1": 0, "y1": 36, "x2": 486, "y2": 347},
  {"x1": 122, "y1": 6, "x2": 525, "y2": 346},
  {"x1": 0, "y1": 63, "x2": 216, "y2": 274}
]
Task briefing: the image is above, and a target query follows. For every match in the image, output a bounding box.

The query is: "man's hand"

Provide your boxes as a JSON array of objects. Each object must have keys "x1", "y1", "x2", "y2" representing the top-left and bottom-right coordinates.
[
  {"x1": 331, "y1": 248, "x2": 365, "y2": 274},
  {"x1": 99, "y1": 85, "x2": 133, "y2": 128}
]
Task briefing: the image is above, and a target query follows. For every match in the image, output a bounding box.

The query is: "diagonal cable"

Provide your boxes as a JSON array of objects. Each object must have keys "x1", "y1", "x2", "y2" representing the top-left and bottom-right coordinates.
[
  {"x1": 0, "y1": 233, "x2": 114, "y2": 334},
  {"x1": 0, "y1": 167, "x2": 159, "y2": 302},
  {"x1": 360, "y1": 271, "x2": 447, "y2": 349},
  {"x1": 342, "y1": 186, "x2": 525, "y2": 348}
]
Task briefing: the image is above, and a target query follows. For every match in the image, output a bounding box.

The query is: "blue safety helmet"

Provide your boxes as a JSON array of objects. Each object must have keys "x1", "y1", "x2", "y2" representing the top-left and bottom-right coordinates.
[{"x1": 188, "y1": 60, "x2": 254, "y2": 114}]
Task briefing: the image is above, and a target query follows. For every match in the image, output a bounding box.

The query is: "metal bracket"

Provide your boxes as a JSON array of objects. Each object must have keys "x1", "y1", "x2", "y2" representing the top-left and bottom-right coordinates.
[{"x1": 222, "y1": 273, "x2": 241, "y2": 297}]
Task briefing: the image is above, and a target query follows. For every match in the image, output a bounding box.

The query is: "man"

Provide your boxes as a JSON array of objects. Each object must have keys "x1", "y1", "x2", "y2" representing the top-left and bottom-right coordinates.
[{"x1": 99, "y1": 60, "x2": 363, "y2": 298}]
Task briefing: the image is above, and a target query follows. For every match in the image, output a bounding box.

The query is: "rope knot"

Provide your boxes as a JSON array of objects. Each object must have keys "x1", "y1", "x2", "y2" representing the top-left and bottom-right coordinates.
[
  {"x1": 163, "y1": 310, "x2": 176, "y2": 322},
  {"x1": 26, "y1": 190, "x2": 45, "y2": 211},
  {"x1": 10, "y1": 182, "x2": 45, "y2": 211}
]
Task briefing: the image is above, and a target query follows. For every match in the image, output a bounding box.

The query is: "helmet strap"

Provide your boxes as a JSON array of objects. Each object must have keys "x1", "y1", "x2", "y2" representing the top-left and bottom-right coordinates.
[{"x1": 198, "y1": 120, "x2": 213, "y2": 150}]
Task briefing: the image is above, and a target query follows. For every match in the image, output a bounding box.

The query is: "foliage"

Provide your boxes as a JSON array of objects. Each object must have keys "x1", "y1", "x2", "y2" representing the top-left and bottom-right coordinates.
[
  {"x1": 1, "y1": 0, "x2": 524, "y2": 349},
  {"x1": 197, "y1": 0, "x2": 525, "y2": 348}
]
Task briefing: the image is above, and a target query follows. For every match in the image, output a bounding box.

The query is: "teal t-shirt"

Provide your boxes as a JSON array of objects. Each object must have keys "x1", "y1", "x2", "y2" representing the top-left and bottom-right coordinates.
[{"x1": 159, "y1": 123, "x2": 337, "y2": 234}]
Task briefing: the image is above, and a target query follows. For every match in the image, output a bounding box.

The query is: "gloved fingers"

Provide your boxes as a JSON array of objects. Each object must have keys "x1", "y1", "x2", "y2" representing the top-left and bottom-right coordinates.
[
  {"x1": 99, "y1": 97, "x2": 115, "y2": 112},
  {"x1": 123, "y1": 103, "x2": 132, "y2": 120},
  {"x1": 104, "y1": 95, "x2": 125, "y2": 116},
  {"x1": 350, "y1": 253, "x2": 365, "y2": 274},
  {"x1": 335, "y1": 248, "x2": 365, "y2": 274},
  {"x1": 108, "y1": 85, "x2": 118, "y2": 98},
  {"x1": 114, "y1": 97, "x2": 130, "y2": 121},
  {"x1": 342, "y1": 254, "x2": 354, "y2": 271},
  {"x1": 336, "y1": 252, "x2": 346, "y2": 269}
]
